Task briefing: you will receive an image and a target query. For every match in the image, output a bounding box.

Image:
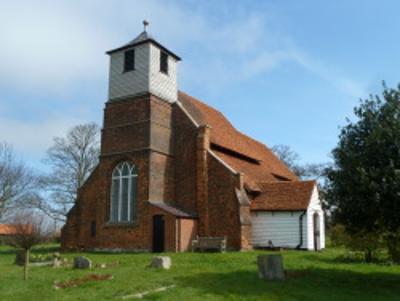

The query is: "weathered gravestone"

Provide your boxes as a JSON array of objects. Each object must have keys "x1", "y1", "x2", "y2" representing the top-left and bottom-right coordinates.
[
  {"x1": 149, "y1": 256, "x2": 171, "y2": 270},
  {"x1": 15, "y1": 249, "x2": 26, "y2": 266},
  {"x1": 52, "y1": 258, "x2": 62, "y2": 268},
  {"x1": 73, "y1": 256, "x2": 92, "y2": 269},
  {"x1": 257, "y1": 254, "x2": 285, "y2": 281}
]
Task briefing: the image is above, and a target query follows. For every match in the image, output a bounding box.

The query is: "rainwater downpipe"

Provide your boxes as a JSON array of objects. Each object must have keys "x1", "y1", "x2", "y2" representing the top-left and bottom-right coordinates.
[{"x1": 296, "y1": 210, "x2": 307, "y2": 249}]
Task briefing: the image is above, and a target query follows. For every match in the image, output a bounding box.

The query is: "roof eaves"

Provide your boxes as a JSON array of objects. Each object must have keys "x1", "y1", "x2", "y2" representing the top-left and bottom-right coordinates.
[{"x1": 106, "y1": 38, "x2": 181, "y2": 61}]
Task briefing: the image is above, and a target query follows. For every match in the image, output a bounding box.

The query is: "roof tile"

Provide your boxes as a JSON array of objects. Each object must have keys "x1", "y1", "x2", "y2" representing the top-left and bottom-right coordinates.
[
  {"x1": 0, "y1": 224, "x2": 18, "y2": 235},
  {"x1": 251, "y1": 181, "x2": 316, "y2": 211},
  {"x1": 178, "y1": 91, "x2": 298, "y2": 186}
]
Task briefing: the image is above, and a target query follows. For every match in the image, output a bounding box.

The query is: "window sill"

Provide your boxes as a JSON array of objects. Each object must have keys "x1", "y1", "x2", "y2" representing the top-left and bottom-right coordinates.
[{"x1": 122, "y1": 69, "x2": 135, "y2": 74}]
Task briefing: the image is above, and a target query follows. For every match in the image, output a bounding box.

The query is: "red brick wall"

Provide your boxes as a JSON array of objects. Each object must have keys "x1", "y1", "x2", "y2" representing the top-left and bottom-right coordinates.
[
  {"x1": 61, "y1": 152, "x2": 153, "y2": 251},
  {"x1": 196, "y1": 126, "x2": 210, "y2": 235},
  {"x1": 62, "y1": 158, "x2": 179, "y2": 252},
  {"x1": 61, "y1": 206, "x2": 79, "y2": 250},
  {"x1": 178, "y1": 218, "x2": 198, "y2": 252},
  {"x1": 62, "y1": 94, "x2": 181, "y2": 252},
  {"x1": 61, "y1": 93, "x2": 251, "y2": 252},
  {"x1": 172, "y1": 104, "x2": 198, "y2": 213},
  {"x1": 150, "y1": 96, "x2": 173, "y2": 154},
  {"x1": 103, "y1": 95, "x2": 150, "y2": 127},
  {"x1": 101, "y1": 95, "x2": 151, "y2": 155},
  {"x1": 207, "y1": 153, "x2": 242, "y2": 250},
  {"x1": 149, "y1": 152, "x2": 175, "y2": 202}
]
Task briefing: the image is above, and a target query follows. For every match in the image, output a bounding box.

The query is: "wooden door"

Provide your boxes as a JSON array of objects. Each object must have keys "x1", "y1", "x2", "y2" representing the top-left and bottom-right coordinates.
[{"x1": 152, "y1": 215, "x2": 165, "y2": 252}]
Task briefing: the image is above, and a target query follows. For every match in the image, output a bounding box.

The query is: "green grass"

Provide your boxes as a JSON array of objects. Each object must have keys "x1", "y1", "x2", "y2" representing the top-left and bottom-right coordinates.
[{"x1": 1, "y1": 245, "x2": 400, "y2": 300}]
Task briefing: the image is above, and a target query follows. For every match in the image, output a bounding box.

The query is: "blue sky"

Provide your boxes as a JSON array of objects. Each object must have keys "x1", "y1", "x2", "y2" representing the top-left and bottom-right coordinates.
[{"x1": 1, "y1": 0, "x2": 399, "y2": 171}]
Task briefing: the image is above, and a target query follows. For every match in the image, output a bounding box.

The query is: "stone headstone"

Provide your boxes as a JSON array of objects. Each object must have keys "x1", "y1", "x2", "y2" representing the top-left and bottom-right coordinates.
[
  {"x1": 73, "y1": 256, "x2": 92, "y2": 269},
  {"x1": 149, "y1": 256, "x2": 171, "y2": 270},
  {"x1": 52, "y1": 258, "x2": 62, "y2": 268},
  {"x1": 257, "y1": 254, "x2": 285, "y2": 281},
  {"x1": 15, "y1": 250, "x2": 26, "y2": 266}
]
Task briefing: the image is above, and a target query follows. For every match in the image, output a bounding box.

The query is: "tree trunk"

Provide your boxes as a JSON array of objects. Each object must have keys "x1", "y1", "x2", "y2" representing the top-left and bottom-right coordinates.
[
  {"x1": 23, "y1": 248, "x2": 29, "y2": 280},
  {"x1": 364, "y1": 249, "x2": 372, "y2": 263}
]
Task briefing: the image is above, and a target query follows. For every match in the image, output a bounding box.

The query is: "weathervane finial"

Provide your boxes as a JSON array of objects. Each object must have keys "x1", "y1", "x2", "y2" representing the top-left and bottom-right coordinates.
[{"x1": 143, "y1": 20, "x2": 149, "y2": 32}]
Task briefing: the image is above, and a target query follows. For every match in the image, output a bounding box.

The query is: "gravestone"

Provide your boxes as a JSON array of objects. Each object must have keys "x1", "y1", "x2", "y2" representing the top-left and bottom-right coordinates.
[
  {"x1": 15, "y1": 250, "x2": 26, "y2": 266},
  {"x1": 257, "y1": 254, "x2": 285, "y2": 281},
  {"x1": 73, "y1": 256, "x2": 92, "y2": 269},
  {"x1": 149, "y1": 256, "x2": 171, "y2": 270},
  {"x1": 52, "y1": 258, "x2": 62, "y2": 268}
]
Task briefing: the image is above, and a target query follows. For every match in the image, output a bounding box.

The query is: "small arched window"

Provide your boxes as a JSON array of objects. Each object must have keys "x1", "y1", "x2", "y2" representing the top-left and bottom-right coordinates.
[{"x1": 110, "y1": 162, "x2": 137, "y2": 223}]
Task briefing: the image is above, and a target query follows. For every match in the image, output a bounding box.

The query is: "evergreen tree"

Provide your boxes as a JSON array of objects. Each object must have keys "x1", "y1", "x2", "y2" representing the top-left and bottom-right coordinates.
[{"x1": 326, "y1": 83, "x2": 400, "y2": 262}]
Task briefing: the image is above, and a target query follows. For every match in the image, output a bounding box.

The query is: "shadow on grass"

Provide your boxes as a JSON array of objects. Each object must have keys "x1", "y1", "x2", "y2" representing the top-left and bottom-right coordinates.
[
  {"x1": 174, "y1": 268, "x2": 400, "y2": 300},
  {"x1": 300, "y1": 253, "x2": 393, "y2": 266}
]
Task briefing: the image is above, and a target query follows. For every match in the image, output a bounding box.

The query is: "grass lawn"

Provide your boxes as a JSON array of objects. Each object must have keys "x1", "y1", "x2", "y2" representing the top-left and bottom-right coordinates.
[{"x1": 1, "y1": 245, "x2": 399, "y2": 300}]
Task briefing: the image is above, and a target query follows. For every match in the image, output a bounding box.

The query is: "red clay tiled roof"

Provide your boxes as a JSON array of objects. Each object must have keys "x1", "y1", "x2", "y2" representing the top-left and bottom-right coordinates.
[
  {"x1": 251, "y1": 181, "x2": 316, "y2": 211},
  {"x1": 0, "y1": 224, "x2": 18, "y2": 235},
  {"x1": 178, "y1": 91, "x2": 298, "y2": 186}
]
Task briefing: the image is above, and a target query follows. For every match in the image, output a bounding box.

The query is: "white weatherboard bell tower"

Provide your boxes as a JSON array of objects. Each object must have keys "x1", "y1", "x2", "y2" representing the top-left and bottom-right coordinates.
[{"x1": 106, "y1": 20, "x2": 181, "y2": 102}]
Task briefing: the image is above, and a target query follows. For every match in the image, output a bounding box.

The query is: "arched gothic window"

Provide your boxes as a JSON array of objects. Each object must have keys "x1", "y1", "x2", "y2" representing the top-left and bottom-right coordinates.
[{"x1": 110, "y1": 162, "x2": 137, "y2": 223}]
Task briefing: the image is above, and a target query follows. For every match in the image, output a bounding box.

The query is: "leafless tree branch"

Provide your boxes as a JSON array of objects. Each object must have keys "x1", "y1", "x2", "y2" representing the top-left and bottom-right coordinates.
[{"x1": 40, "y1": 123, "x2": 100, "y2": 220}]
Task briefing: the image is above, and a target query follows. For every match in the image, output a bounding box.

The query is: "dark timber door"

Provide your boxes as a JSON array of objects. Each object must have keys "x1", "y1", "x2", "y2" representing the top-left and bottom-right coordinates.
[{"x1": 152, "y1": 215, "x2": 165, "y2": 252}]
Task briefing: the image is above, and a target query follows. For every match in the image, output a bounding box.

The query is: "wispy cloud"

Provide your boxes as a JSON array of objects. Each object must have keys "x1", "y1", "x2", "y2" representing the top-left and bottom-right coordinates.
[
  {"x1": 0, "y1": 1, "x2": 366, "y2": 97},
  {"x1": 0, "y1": 116, "x2": 84, "y2": 156},
  {"x1": 293, "y1": 53, "x2": 367, "y2": 98}
]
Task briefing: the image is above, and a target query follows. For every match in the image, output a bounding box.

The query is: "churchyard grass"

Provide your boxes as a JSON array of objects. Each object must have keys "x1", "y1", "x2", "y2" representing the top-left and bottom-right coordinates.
[{"x1": 0, "y1": 244, "x2": 399, "y2": 300}]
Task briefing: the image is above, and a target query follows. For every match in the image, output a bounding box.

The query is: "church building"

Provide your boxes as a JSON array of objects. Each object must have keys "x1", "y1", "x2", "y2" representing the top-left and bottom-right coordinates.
[{"x1": 61, "y1": 24, "x2": 325, "y2": 252}]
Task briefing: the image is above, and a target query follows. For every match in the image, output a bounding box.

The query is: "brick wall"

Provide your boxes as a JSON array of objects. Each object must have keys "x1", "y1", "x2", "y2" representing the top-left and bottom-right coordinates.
[
  {"x1": 177, "y1": 218, "x2": 197, "y2": 252},
  {"x1": 172, "y1": 103, "x2": 198, "y2": 213},
  {"x1": 101, "y1": 96, "x2": 150, "y2": 156},
  {"x1": 196, "y1": 126, "x2": 210, "y2": 235},
  {"x1": 207, "y1": 153, "x2": 242, "y2": 250},
  {"x1": 61, "y1": 92, "x2": 252, "y2": 252}
]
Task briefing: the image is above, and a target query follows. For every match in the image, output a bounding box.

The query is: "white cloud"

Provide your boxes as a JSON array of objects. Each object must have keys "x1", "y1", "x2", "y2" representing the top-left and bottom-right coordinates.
[
  {"x1": 0, "y1": 1, "x2": 286, "y2": 94},
  {"x1": 0, "y1": 0, "x2": 366, "y2": 98},
  {"x1": 0, "y1": 116, "x2": 84, "y2": 156},
  {"x1": 0, "y1": 0, "x2": 368, "y2": 164},
  {"x1": 0, "y1": 1, "x2": 115, "y2": 93},
  {"x1": 242, "y1": 50, "x2": 296, "y2": 78},
  {"x1": 293, "y1": 53, "x2": 367, "y2": 98}
]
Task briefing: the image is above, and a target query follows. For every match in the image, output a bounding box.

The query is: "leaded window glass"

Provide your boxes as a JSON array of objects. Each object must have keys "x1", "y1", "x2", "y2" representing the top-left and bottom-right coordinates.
[{"x1": 110, "y1": 162, "x2": 137, "y2": 223}]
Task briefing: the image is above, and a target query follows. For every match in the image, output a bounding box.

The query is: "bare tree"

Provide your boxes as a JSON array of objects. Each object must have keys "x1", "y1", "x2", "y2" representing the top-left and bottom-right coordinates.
[
  {"x1": 0, "y1": 142, "x2": 39, "y2": 219},
  {"x1": 271, "y1": 144, "x2": 301, "y2": 175},
  {"x1": 271, "y1": 144, "x2": 329, "y2": 180},
  {"x1": 41, "y1": 123, "x2": 100, "y2": 221},
  {"x1": 6, "y1": 211, "x2": 52, "y2": 280}
]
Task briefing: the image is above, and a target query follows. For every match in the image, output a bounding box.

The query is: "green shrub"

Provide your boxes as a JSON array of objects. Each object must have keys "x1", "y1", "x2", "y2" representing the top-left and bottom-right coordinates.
[
  {"x1": 330, "y1": 224, "x2": 383, "y2": 262},
  {"x1": 385, "y1": 232, "x2": 400, "y2": 263}
]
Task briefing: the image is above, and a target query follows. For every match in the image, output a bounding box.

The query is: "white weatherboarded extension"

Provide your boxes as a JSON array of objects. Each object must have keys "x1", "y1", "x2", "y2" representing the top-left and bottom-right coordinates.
[{"x1": 251, "y1": 185, "x2": 325, "y2": 251}]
